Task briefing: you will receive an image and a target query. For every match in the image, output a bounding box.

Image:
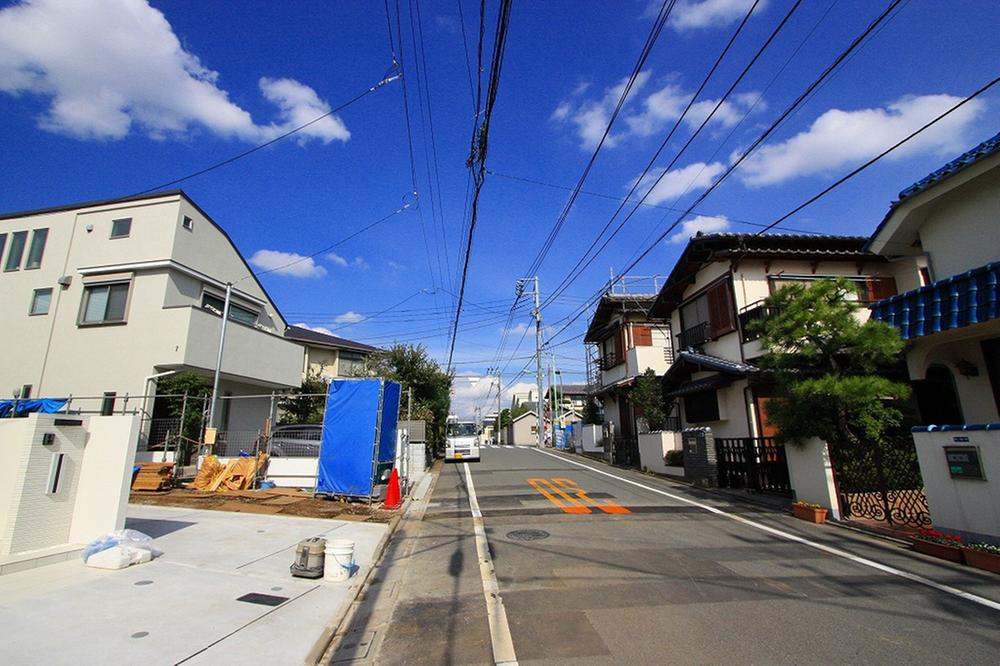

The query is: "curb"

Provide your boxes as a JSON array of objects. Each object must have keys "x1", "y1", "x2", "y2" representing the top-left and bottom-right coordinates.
[
  {"x1": 303, "y1": 462, "x2": 442, "y2": 665},
  {"x1": 302, "y1": 512, "x2": 402, "y2": 665}
]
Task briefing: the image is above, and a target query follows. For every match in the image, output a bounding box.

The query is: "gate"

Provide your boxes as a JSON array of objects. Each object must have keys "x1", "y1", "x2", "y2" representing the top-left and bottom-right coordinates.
[
  {"x1": 610, "y1": 437, "x2": 640, "y2": 468},
  {"x1": 715, "y1": 437, "x2": 791, "y2": 495},
  {"x1": 829, "y1": 436, "x2": 931, "y2": 528}
]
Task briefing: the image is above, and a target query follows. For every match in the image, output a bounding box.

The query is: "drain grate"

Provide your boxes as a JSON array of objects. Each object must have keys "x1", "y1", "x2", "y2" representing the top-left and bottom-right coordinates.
[
  {"x1": 506, "y1": 529, "x2": 550, "y2": 541},
  {"x1": 236, "y1": 592, "x2": 289, "y2": 607}
]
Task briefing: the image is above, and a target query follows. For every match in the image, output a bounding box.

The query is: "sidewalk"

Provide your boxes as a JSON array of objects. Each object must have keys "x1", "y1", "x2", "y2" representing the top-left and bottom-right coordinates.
[{"x1": 0, "y1": 504, "x2": 388, "y2": 665}]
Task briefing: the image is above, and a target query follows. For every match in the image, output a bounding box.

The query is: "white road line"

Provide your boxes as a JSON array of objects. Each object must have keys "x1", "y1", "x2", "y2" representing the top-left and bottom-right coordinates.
[
  {"x1": 463, "y1": 462, "x2": 519, "y2": 665},
  {"x1": 533, "y1": 448, "x2": 1000, "y2": 613}
]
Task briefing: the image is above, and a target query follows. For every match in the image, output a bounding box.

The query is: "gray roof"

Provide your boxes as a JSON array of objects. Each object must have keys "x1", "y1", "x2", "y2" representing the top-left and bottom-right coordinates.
[
  {"x1": 284, "y1": 326, "x2": 377, "y2": 353},
  {"x1": 676, "y1": 350, "x2": 758, "y2": 375}
]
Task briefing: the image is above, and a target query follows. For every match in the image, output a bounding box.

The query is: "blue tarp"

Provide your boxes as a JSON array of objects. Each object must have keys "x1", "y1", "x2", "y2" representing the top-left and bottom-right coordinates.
[
  {"x1": 377, "y1": 381, "x2": 401, "y2": 466},
  {"x1": 315, "y1": 379, "x2": 401, "y2": 498},
  {"x1": 0, "y1": 398, "x2": 68, "y2": 419}
]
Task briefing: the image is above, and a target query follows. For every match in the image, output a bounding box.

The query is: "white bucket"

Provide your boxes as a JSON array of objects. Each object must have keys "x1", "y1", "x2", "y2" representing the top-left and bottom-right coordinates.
[{"x1": 324, "y1": 539, "x2": 356, "y2": 582}]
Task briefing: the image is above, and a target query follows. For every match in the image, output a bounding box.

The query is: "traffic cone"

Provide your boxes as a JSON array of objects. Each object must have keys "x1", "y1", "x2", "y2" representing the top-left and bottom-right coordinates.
[{"x1": 384, "y1": 468, "x2": 401, "y2": 509}]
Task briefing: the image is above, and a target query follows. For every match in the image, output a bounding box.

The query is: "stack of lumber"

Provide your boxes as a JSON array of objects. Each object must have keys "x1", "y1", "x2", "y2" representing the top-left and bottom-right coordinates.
[
  {"x1": 132, "y1": 462, "x2": 174, "y2": 491},
  {"x1": 188, "y1": 454, "x2": 269, "y2": 492}
]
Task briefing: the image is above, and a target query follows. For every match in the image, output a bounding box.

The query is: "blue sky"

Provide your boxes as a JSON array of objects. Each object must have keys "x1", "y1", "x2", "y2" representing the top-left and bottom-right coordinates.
[{"x1": 2, "y1": 0, "x2": 999, "y2": 417}]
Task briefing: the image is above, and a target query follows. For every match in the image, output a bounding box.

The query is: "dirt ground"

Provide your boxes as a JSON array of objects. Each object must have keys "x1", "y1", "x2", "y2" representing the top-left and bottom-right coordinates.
[{"x1": 129, "y1": 487, "x2": 396, "y2": 523}]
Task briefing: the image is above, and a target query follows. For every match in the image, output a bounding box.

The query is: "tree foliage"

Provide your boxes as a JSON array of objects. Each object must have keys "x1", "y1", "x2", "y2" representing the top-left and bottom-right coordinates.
[
  {"x1": 278, "y1": 374, "x2": 328, "y2": 424},
  {"x1": 362, "y1": 344, "x2": 452, "y2": 450},
  {"x1": 631, "y1": 368, "x2": 667, "y2": 431},
  {"x1": 581, "y1": 398, "x2": 603, "y2": 425},
  {"x1": 154, "y1": 371, "x2": 212, "y2": 464},
  {"x1": 750, "y1": 278, "x2": 909, "y2": 447}
]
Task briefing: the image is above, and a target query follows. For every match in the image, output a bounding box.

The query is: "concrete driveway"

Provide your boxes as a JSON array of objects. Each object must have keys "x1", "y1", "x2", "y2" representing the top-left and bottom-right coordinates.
[{"x1": 0, "y1": 504, "x2": 388, "y2": 665}]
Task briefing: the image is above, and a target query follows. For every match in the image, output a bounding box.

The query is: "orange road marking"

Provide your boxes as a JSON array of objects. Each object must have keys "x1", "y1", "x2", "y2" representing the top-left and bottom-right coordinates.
[
  {"x1": 553, "y1": 477, "x2": 631, "y2": 514},
  {"x1": 527, "y1": 478, "x2": 591, "y2": 513}
]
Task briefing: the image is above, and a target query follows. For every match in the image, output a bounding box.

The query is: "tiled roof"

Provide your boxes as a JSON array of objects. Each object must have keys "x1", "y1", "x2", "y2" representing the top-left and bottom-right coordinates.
[
  {"x1": 895, "y1": 130, "x2": 1000, "y2": 204},
  {"x1": 284, "y1": 326, "x2": 377, "y2": 353},
  {"x1": 584, "y1": 292, "x2": 662, "y2": 343},
  {"x1": 866, "y1": 131, "x2": 1000, "y2": 252},
  {"x1": 649, "y1": 232, "x2": 880, "y2": 317},
  {"x1": 676, "y1": 350, "x2": 758, "y2": 375}
]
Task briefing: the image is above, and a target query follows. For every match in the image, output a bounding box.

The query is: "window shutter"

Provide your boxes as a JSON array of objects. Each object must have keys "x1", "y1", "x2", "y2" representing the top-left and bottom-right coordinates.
[
  {"x1": 868, "y1": 276, "x2": 898, "y2": 302},
  {"x1": 707, "y1": 281, "x2": 735, "y2": 338},
  {"x1": 633, "y1": 325, "x2": 653, "y2": 346}
]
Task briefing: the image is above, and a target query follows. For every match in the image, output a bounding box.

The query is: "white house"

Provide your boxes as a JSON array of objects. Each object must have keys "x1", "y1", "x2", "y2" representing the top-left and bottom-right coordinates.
[
  {"x1": 647, "y1": 232, "x2": 897, "y2": 441},
  {"x1": 0, "y1": 190, "x2": 304, "y2": 443},
  {"x1": 284, "y1": 325, "x2": 376, "y2": 380}
]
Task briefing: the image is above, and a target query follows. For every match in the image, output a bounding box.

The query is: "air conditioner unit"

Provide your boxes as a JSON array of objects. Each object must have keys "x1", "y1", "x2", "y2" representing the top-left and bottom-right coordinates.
[{"x1": 57, "y1": 275, "x2": 72, "y2": 287}]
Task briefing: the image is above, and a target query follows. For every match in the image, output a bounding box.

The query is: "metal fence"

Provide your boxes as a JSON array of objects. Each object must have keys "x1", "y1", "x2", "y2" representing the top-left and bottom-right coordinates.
[{"x1": 715, "y1": 436, "x2": 792, "y2": 495}]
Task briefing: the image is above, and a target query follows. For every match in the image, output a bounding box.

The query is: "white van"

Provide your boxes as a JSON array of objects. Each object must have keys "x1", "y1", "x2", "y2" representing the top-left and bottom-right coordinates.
[{"x1": 445, "y1": 421, "x2": 480, "y2": 462}]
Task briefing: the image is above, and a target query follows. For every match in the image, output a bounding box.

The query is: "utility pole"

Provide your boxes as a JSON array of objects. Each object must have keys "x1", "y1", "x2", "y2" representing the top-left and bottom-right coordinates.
[
  {"x1": 517, "y1": 277, "x2": 545, "y2": 448},
  {"x1": 208, "y1": 282, "x2": 233, "y2": 429},
  {"x1": 496, "y1": 369, "x2": 502, "y2": 445}
]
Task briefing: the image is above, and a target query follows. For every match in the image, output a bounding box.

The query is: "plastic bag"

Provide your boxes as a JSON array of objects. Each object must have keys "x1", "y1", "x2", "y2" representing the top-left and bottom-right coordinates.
[
  {"x1": 86, "y1": 545, "x2": 153, "y2": 570},
  {"x1": 81, "y1": 529, "x2": 162, "y2": 563}
]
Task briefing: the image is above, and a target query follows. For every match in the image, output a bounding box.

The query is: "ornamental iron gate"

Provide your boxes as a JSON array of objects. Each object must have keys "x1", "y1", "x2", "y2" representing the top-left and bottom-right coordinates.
[
  {"x1": 715, "y1": 437, "x2": 792, "y2": 495},
  {"x1": 829, "y1": 436, "x2": 931, "y2": 528}
]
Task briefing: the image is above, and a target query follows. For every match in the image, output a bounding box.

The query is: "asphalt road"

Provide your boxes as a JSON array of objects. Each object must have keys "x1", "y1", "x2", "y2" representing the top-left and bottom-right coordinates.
[{"x1": 327, "y1": 447, "x2": 1000, "y2": 665}]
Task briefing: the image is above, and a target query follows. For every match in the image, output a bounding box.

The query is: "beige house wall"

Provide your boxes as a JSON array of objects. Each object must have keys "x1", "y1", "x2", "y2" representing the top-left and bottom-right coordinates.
[{"x1": 1, "y1": 193, "x2": 303, "y2": 429}]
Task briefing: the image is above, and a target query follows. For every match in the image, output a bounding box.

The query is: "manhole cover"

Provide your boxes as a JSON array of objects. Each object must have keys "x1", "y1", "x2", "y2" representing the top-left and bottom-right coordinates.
[
  {"x1": 506, "y1": 529, "x2": 550, "y2": 541},
  {"x1": 236, "y1": 592, "x2": 289, "y2": 607}
]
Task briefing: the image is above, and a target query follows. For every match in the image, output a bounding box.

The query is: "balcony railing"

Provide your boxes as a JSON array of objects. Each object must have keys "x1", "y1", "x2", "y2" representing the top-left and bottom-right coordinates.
[
  {"x1": 870, "y1": 260, "x2": 1000, "y2": 340},
  {"x1": 738, "y1": 301, "x2": 782, "y2": 342},
  {"x1": 676, "y1": 321, "x2": 710, "y2": 350},
  {"x1": 597, "y1": 352, "x2": 621, "y2": 371}
]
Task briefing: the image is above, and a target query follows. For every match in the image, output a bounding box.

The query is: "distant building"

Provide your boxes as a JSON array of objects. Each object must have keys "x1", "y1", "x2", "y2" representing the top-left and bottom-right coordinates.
[{"x1": 284, "y1": 325, "x2": 376, "y2": 380}]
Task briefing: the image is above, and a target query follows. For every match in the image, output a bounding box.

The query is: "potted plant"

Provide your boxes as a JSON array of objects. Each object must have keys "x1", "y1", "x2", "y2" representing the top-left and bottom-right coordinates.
[
  {"x1": 961, "y1": 541, "x2": 1000, "y2": 574},
  {"x1": 791, "y1": 501, "x2": 828, "y2": 524},
  {"x1": 911, "y1": 528, "x2": 964, "y2": 563}
]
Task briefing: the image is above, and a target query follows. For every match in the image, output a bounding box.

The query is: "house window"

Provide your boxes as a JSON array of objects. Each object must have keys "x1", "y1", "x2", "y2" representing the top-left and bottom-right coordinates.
[
  {"x1": 30, "y1": 288, "x2": 53, "y2": 315},
  {"x1": 182, "y1": 215, "x2": 194, "y2": 231},
  {"x1": 338, "y1": 351, "x2": 367, "y2": 377},
  {"x1": 633, "y1": 325, "x2": 653, "y2": 347},
  {"x1": 20, "y1": 384, "x2": 32, "y2": 399},
  {"x1": 4, "y1": 230, "x2": 28, "y2": 271},
  {"x1": 110, "y1": 217, "x2": 132, "y2": 238},
  {"x1": 202, "y1": 292, "x2": 259, "y2": 326},
  {"x1": 81, "y1": 282, "x2": 130, "y2": 324},
  {"x1": 679, "y1": 279, "x2": 735, "y2": 345},
  {"x1": 100, "y1": 392, "x2": 116, "y2": 416},
  {"x1": 25, "y1": 228, "x2": 48, "y2": 269},
  {"x1": 684, "y1": 389, "x2": 720, "y2": 423},
  {"x1": 0, "y1": 233, "x2": 6, "y2": 265}
]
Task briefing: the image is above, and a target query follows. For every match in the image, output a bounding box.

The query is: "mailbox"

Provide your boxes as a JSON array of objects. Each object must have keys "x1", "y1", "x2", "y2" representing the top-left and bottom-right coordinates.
[{"x1": 943, "y1": 445, "x2": 985, "y2": 480}]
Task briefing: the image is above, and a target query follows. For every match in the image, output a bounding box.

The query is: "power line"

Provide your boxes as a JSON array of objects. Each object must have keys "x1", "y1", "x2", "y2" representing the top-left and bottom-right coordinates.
[
  {"x1": 543, "y1": 0, "x2": 906, "y2": 346},
  {"x1": 544, "y1": 0, "x2": 798, "y2": 307},
  {"x1": 523, "y1": 0, "x2": 678, "y2": 279},
  {"x1": 446, "y1": 0, "x2": 515, "y2": 372},
  {"x1": 135, "y1": 71, "x2": 398, "y2": 195}
]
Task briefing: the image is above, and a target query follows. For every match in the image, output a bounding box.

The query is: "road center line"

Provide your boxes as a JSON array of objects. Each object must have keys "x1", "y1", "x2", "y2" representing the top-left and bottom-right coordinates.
[
  {"x1": 463, "y1": 462, "x2": 519, "y2": 665},
  {"x1": 532, "y1": 448, "x2": 1000, "y2": 613}
]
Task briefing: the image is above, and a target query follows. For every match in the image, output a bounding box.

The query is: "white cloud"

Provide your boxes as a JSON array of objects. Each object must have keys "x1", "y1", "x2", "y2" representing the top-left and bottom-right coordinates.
[
  {"x1": 670, "y1": 0, "x2": 767, "y2": 31},
  {"x1": 293, "y1": 322, "x2": 334, "y2": 336},
  {"x1": 738, "y1": 94, "x2": 987, "y2": 187},
  {"x1": 502, "y1": 322, "x2": 530, "y2": 335},
  {"x1": 555, "y1": 71, "x2": 763, "y2": 148},
  {"x1": 334, "y1": 311, "x2": 365, "y2": 324},
  {"x1": 327, "y1": 252, "x2": 349, "y2": 267},
  {"x1": 551, "y1": 71, "x2": 651, "y2": 149},
  {"x1": 249, "y1": 250, "x2": 327, "y2": 278},
  {"x1": 387, "y1": 260, "x2": 405, "y2": 270},
  {"x1": 633, "y1": 161, "x2": 726, "y2": 205},
  {"x1": 668, "y1": 214, "x2": 731, "y2": 243},
  {"x1": 352, "y1": 257, "x2": 370, "y2": 270},
  {"x1": 0, "y1": 0, "x2": 349, "y2": 143}
]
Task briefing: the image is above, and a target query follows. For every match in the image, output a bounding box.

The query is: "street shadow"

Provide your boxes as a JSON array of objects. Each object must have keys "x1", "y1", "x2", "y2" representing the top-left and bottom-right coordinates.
[{"x1": 124, "y1": 517, "x2": 196, "y2": 538}]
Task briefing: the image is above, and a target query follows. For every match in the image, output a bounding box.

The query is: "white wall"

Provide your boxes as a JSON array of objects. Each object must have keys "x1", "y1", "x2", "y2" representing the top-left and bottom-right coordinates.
[
  {"x1": 68, "y1": 415, "x2": 139, "y2": 544},
  {"x1": 906, "y1": 328, "x2": 1000, "y2": 424},
  {"x1": 638, "y1": 431, "x2": 682, "y2": 474},
  {"x1": 913, "y1": 428, "x2": 1000, "y2": 544},
  {"x1": 784, "y1": 437, "x2": 841, "y2": 519}
]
